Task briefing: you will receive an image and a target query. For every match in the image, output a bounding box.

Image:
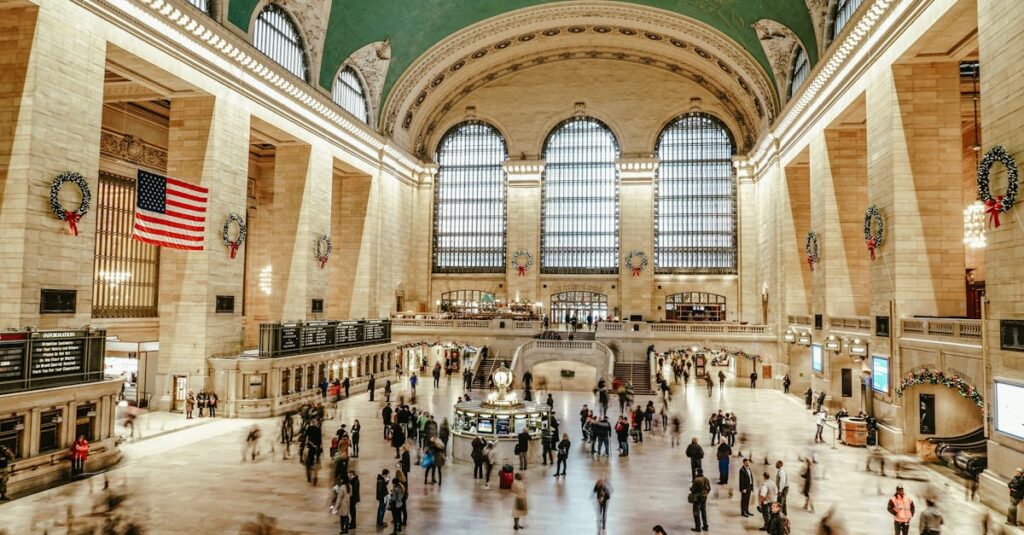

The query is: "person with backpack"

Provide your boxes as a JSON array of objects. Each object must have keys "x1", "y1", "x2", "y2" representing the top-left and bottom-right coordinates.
[
  {"x1": 766, "y1": 501, "x2": 790, "y2": 535},
  {"x1": 689, "y1": 468, "x2": 711, "y2": 532}
]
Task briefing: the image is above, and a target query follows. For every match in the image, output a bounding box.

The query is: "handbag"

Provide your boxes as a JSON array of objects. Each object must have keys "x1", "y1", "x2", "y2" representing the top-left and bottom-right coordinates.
[
  {"x1": 421, "y1": 452, "x2": 434, "y2": 468},
  {"x1": 687, "y1": 492, "x2": 694, "y2": 503}
]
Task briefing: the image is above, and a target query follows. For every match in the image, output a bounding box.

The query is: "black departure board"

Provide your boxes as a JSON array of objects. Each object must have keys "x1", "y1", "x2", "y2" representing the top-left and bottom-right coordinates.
[
  {"x1": 0, "y1": 329, "x2": 105, "y2": 393},
  {"x1": 280, "y1": 324, "x2": 300, "y2": 351},
  {"x1": 258, "y1": 319, "x2": 391, "y2": 357},
  {"x1": 30, "y1": 336, "x2": 85, "y2": 377},
  {"x1": 301, "y1": 322, "x2": 334, "y2": 348},
  {"x1": 0, "y1": 341, "x2": 27, "y2": 382}
]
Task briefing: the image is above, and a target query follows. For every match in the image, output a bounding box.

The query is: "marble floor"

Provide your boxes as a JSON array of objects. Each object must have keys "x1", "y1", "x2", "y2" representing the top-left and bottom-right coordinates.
[{"x1": 0, "y1": 374, "x2": 1019, "y2": 534}]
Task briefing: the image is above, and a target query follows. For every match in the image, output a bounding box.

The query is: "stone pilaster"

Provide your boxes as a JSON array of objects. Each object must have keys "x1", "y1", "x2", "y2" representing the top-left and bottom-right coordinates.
[
  {"x1": 616, "y1": 157, "x2": 657, "y2": 320},
  {"x1": 503, "y1": 160, "x2": 544, "y2": 304},
  {"x1": 734, "y1": 157, "x2": 760, "y2": 323},
  {"x1": 156, "y1": 95, "x2": 250, "y2": 408},
  {"x1": 0, "y1": 4, "x2": 105, "y2": 329}
]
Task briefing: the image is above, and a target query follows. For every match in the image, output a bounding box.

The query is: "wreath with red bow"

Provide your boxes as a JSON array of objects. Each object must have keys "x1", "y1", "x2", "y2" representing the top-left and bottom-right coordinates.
[
  {"x1": 50, "y1": 172, "x2": 91, "y2": 236},
  {"x1": 804, "y1": 232, "x2": 819, "y2": 271},
  {"x1": 315, "y1": 234, "x2": 332, "y2": 269},
  {"x1": 510, "y1": 250, "x2": 533, "y2": 276},
  {"x1": 864, "y1": 206, "x2": 884, "y2": 261},
  {"x1": 977, "y1": 146, "x2": 1018, "y2": 229}
]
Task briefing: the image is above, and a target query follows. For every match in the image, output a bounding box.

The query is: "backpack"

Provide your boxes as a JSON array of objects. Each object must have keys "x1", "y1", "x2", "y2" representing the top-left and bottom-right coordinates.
[{"x1": 781, "y1": 516, "x2": 791, "y2": 535}]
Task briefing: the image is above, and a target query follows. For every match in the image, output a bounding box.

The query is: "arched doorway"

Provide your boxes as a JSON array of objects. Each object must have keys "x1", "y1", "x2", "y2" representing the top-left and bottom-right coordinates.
[
  {"x1": 665, "y1": 292, "x2": 726, "y2": 321},
  {"x1": 550, "y1": 291, "x2": 608, "y2": 323}
]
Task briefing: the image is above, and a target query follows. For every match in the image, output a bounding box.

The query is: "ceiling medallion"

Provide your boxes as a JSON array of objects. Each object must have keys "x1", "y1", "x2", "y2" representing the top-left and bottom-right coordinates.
[
  {"x1": 542, "y1": 28, "x2": 561, "y2": 36},
  {"x1": 670, "y1": 38, "x2": 687, "y2": 48},
  {"x1": 644, "y1": 32, "x2": 663, "y2": 41}
]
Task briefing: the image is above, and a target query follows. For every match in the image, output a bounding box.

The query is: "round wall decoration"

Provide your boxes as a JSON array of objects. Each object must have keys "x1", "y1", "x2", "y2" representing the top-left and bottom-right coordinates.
[
  {"x1": 49, "y1": 172, "x2": 91, "y2": 236},
  {"x1": 624, "y1": 250, "x2": 648, "y2": 277},
  {"x1": 510, "y1": 250, "x2": 533, "y2": 276},
  {"x1": 222, "y1": 213, "x2": 247, "y2": 259},
  {"x1": 863, "y1": 206, "x2": 885, "y2": 261},
  {"x1": 315, "y1": 234, "x2": 332, "y2": 269},
  {"x1": 976, "y1": 145, "x2": 1018, "y2": 228},
  {"x1": 804, "y1": 231, "x2": 819, "y2": 271}
]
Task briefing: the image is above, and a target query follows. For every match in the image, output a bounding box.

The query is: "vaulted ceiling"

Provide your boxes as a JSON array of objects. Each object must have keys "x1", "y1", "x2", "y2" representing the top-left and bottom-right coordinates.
[{"x1": 226, "y1": 0, "x2": 819, "y2": 102}]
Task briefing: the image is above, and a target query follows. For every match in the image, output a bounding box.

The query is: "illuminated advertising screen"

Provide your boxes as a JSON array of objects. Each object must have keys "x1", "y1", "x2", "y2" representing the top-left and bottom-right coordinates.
[
  {"x1": 871, "y1": 356, "x2": 890, "y2": 394},
  {"x1": 811, "y1": 344, "x2": 823, "y2": 373},
  {"x1": 995, "y1": 380, "x2": 1024, "y2": 441}
]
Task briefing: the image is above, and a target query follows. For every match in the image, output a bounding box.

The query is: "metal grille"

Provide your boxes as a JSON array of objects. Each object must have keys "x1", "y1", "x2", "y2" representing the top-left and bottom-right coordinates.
[
  {"x1": 654, "y1": 113, "x2": 737, "y2": 273},
  {"x1": 252, "y1": 3, "x2": 308, "y2": 81},
  {"x1": 433, "y1": 121, "x2": 508, "y2": 273},
  {"x1": 541, "y1": 117, "x2": 620, "y2": 273},
  {"x1": 185, "y1": 0, "x2": 211, "y2": 14},
  {"x1": 333, "y1": 66, "x2": 369, "y2": 124},
  {"x1": 789, "y1": 47, "x2": 810, "y2": 98},
  {"x1": 92, "y1": 171, "x2": 160, "y2": 318},
  {"x1": 550, "y1": 291, "x2": 609, "y2": 323},
  {"x1": 831, "y1": 0, "x2": 864, "y2": 39}
]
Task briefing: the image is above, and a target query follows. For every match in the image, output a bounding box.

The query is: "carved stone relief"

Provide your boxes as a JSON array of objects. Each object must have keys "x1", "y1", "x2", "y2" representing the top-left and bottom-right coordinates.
[
  {"x1": 805, "y1": 0, "x2": 829, "y2": 51},
  {"x1": 752, "y1": 19, "x2": 803, "y2": 100},
  {"x1": 344, "y1": 39, "x2": 392, "y2": 123},
  {"x1": 100, "y1": 129, "x2": 168, "y2": 170},
  {"x1": 275, "y1": 0, "x2": 331, "y2": 74}
]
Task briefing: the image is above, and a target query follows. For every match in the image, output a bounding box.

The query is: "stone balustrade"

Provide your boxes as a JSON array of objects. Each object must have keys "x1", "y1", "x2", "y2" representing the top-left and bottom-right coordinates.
[{"x1": 900, "y1": 318, "x2": 982, "y2": 343}]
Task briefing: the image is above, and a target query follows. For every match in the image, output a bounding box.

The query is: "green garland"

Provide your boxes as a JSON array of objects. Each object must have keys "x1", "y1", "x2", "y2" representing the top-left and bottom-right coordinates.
[{"x1": 895, "y1": 369, "x2": 983, "y2": 408}]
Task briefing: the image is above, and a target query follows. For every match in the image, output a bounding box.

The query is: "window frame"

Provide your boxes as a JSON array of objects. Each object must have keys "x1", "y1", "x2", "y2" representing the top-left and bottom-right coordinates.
[
  {"x1": 540, "y1": 116, "x2": 621, "y2": 274},
  {"x1": 789, "y1": 46, "x2": 810, "y2": 99},
  {"x1": 252, "y1": 3, "x2": 309, "y2": 82},
  {"x1": 829, "y1": 0, "x2": 864, "y2": 42},
  {"x1": 332, "y1": 65, "x2": 371, "y2": 125},
  {"x1": 653, "y1": 112, "x2": 738, "y2": 274},
  {"x1": 431, "y1": 120, "x2": 509, "y2": 274},
  {"x1": 184, "y1": 0, "x2": 213, "y2": 16}
]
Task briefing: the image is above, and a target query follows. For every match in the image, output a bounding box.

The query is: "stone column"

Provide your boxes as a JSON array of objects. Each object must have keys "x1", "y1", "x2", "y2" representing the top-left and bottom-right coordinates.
[
  {"x1": 503, "y1": 161, "x2": 544, "y2": 304},
  {"x1": 977, "y1": 0, "x2": 1024, "y2": 510},
  {"x1": 157, "y1": 96, "x2": 249, "y2": 407},
  {"x1": 0, "y1": 4, "x2": 106, "y2": 329},
  {"x1": 616, "y1": 157, "x2": 657, "y2": 320},
  {"x1": 734, "y1": 157, "x2": 760, "y2": 323},
  {"x1": 782, "y1": 159, "x2": 812, "y2": 317},
  {"x1": 407, "y1": 167, "x2": 436, "y2": 312}
]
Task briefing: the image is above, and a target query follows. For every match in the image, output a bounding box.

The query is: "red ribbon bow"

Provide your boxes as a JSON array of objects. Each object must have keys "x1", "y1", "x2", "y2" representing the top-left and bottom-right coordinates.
[
  {"x1": 866, "y1": 238, "x2": 877, "y2": 261},
  {"x1": 985, "y1": 195, "x2": 1004, "y2": 229},
  {"x1": 631, "y1": 267, "x2": 642, "y2": 277},
  {"x1": 516, "y1": 265, "x2": 526, "y2": 276},
  {"x1": 806, "y1": 255, "x2": 814, "y2": 271},
  {"x1": 319, "y1": 256, "x2": 328, "y2": 269},
  {"x1": 64, "y1": 210, "x2": 80, "y2": 236},
  {"x1": 229, "y1": 243, "x2": 240, "y2": 259}
]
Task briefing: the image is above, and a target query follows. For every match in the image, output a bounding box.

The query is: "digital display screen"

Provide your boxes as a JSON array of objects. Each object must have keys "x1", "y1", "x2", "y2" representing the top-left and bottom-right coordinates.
[
  {"x1": 871, "y1": 356, "x2": 890, "y2": 394},
  {"x1": 811, "y1": 344, "x2": 823, "y2": 373},
  {"x1": 995, "y1": 380, "x2": 1024, "y2": 441},
  {"x1": 496, "y1": 417, "x2": 511, "y2": 435},
  {"x1": 477, "y1": 419, "x2": 494, "y2": 434}
]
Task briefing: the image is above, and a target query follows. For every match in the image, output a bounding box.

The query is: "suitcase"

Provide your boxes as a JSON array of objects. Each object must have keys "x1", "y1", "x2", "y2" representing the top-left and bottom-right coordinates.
[{"x1": 499, "y1": 468, "x2": 514, "y2": 489}]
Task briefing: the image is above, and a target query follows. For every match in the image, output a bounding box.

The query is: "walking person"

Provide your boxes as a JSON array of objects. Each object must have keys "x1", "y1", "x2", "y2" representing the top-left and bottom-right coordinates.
[
  {"x1": 718, "y1": 370, "x2": 726, "y2": 388},
  {"x1": 689, "y1": 468, "x2": 711, "y2": 532},
  {"x1": 1008, "y1": 467, "x2": 1024, "y2": 526},
  {"x1": 384, "y1": 380, "x2": 392, "y2": 403},
  {"x1": 382, "y1": 403, "x2": 393, "y2": 440},
  {"x1": 376, "y1": 469, "x2": 390, "y2": 529},
  {"x1": 716, "y1": 440, "x2": 732, "y2": 484},
  {"x1": 801, "y1": 457, "x2": 814, "y2": 512},
  {"x1": 484, "y1": 441, "x2": 497, "y2": 489},
  {"x1": 739, "y1": 458, "x2": 755, "y2": 517},
  {"x1": 343, "y1": 376, "x2": 351, "y2": 398},
  {"x1": 594, "y1": 478, "x2": 612, "y2": 533},
  {"x1": 750, "y1": 371, "x2": 758, "y2": 388},
  {"x1": 554, "y1": 433, "x2": 570, "y2": 477},
  {"x1": 919, "y1": 498, "x2": 943, "y2": 535},
  {"x1": 330, "y1": 479, "x2": 351, "y2": 534},
  {"x1": 512, "y1": 473, "x2": 528, "y2": 531},
  {"x1": 887, "y1": 485, "x2": 916, "y2": 535}
]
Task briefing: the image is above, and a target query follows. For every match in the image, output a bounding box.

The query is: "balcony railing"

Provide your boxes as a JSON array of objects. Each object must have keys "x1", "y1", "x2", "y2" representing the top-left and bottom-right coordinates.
[
  {"x1": 788, "y1": 314, "x2": 813, "y2": 327},
  {"x1": 829, "y1": 316, "x2": 872, "y2": 331},
  {"x1": 900, "y1": 318, "x2": 982, "y2": 342}
]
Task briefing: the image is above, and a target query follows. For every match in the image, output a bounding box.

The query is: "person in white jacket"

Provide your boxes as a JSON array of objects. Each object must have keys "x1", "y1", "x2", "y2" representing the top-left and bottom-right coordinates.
[{"x1": 815, "y1": 408, "x2": 828, "y2": 443}]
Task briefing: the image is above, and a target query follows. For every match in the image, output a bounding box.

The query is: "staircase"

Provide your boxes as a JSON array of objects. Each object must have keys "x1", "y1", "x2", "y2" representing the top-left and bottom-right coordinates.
[
  {"x1": 474, "y1": 357, "x2": 500, "y2": 388},
  {"x1": 613, "y1": 361, "x2": 654, "y2": 395}
]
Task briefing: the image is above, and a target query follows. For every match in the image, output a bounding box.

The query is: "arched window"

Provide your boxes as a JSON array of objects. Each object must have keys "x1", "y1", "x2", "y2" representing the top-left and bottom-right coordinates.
[
  {"x1": 333, "y1": 66, "x2": 370, "y2": 124},
  {"x1": 252, "y1": 3, "x2": 308, "y2": 81},
  {"x1": 655, "y1": 113, "x2": 736, "y2": 273},
  {"x1": 541, "y1": 117, "x2": 620, "y2": 273},
  {"x1": 550, "y1": 291, "x2": 609, "y2": 323},
  {"x1": 433, "y1": 121, "x2": 508, "y2": 272},
  {"x1": 789, "y1": 46, "x2": 810, "y2": 98},
  {"x1": 185, "y1": 0, "x2": 212, "y2": 14},
  {"x1": 830, "y1": 0, "x2": 864, "y2": 41}
]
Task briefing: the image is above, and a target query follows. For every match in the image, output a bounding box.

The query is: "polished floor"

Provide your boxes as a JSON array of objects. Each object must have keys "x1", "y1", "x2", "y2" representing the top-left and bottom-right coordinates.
[{"x1": 0, "y1": 372, "x2": 1016, "y2": 534}]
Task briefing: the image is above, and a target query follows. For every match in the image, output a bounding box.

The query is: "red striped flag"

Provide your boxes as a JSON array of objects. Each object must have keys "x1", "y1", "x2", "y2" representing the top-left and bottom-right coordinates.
[{"x1": 132, "y1": 170, "x2": 208, "y2": 250}]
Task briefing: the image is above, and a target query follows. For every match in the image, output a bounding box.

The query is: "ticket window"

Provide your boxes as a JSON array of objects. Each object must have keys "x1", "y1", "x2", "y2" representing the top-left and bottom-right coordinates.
[
  {"x1": 0, "y1": 416, "x2": 24, "y2": 458},
  {"x1": 281, "y1": 370, "x2": 291, "y2": 396},
  {"x1": 39, "y1": 410, "x2": 62, "y2": 453},
  {"x1": 306, "y1": 366, "x2": 314, "y2": 390},
  {"x1": 75, "y1": 403, "x2": 96, "y2": 442},
  {"x1": 245, "y1": 374, "x2": 266, "y2": 399},
  {"x1": 294, "y1": 369, "x2": 302, "y2": 393}
]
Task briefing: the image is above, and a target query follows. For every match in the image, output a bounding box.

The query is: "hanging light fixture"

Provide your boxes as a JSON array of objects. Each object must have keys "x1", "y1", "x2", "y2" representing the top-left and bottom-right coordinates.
[{"x1": 963, "y1": 61, "x2": 987, "y2": 249}]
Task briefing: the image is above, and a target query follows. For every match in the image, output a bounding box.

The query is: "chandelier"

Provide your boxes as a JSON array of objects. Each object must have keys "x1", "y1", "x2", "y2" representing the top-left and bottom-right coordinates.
[{"x1": 963, "y1": 201, "x2": 987, "y2": 248}]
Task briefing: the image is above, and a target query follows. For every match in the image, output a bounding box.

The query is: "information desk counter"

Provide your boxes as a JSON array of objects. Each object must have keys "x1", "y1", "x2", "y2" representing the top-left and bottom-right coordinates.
[
  {"x1": 841, "y1": 417, "x2": 869, "y2": 447},
  {"x1": 450, "y1": 400, "x2": 551, "y2": 463}
]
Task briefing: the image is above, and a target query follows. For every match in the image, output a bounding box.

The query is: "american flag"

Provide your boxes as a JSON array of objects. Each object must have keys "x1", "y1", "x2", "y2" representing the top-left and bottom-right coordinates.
[{"x1": 132, "y1": 170, "x2": 208, "y2": 250}]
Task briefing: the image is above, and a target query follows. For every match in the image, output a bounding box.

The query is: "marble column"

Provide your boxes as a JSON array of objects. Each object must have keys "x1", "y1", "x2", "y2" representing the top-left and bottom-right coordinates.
[
  {"x1": 503, "y1": 160, "x2": 544, "y2": 304},
  {"x1": 615, "y1": 157, "x2": 657, "y2": 320}
]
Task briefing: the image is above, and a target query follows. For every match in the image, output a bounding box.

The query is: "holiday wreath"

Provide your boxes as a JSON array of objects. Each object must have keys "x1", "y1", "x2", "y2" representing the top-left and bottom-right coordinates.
[
  {"x1": 315, "y1": 234, "x2": 332, "y2": 269},
  {"x1": 511, "y1": 250, "x2": 533, "y2": 276},
  {"x1": 624, "y1": 250, "x2": 648, "y2": 277},
  {"x1": 222, "y1": 213, "x2": 247, "y2": 259},
  {"x1": 50, "y1": 172, "x2": 91, "y2": 236},
  {"x1": 976, "y1": 145, "x2": 1019, "y2": 228},
  {"x1": 804, "y1": 231, "x2": 819, "y2": 271},
  {"x1": 863, "y1": 205, "x2": 885, "y2": 261}
]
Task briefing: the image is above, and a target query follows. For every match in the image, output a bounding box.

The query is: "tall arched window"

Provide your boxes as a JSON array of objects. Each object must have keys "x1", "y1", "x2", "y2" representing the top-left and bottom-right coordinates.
[
  {"x1": 541, "y1": 117, "x2": 620, "y2": 273},
  {"x1": 252, "y1": 3, "x2": 308, "y2": 81},
  {"x1": 433, "y1": 121, "x2": 508, "y2": 273},
  {"x1": 830, "y1": 0, "x2": 864, "y2": 41},
  {"x1": 655, "y1": 113, "x2": 737, "y2": 273},
  {"x1": 789, "y1": 46, "x2": 810, "y2": 98},
  {"x1": 333, "y1": 66, "x2": 370, "y2": 124}
]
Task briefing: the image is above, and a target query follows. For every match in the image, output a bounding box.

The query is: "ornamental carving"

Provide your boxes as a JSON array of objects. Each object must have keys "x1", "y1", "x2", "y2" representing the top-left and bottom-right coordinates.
[
  {"x1": 100, "y1": 130, "x2": 167, "y2": 170},
  {"x1": 805, "y1": 0, "x2": 829, "y2": 50},
  {"x1": 752, "y1": 19, "x2": 803, "y2": 99},
  {"x1": 274, "y1": 0, "x2": 331, "y2": 72},
  {"x1": 384, "y1": 2, "x2": 777, "y2": 139},
  {"x1": 344, "y1": 39, "x2": 392, "y2": 124}
]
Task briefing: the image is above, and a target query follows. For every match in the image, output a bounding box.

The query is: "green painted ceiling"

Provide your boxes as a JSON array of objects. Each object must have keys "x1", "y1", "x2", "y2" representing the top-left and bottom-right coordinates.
[{"x1": 228, "y1": 0, "x2": 818, "y2": 105}]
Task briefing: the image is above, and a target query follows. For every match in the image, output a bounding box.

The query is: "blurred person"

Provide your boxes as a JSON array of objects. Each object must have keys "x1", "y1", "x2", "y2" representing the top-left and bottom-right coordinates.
[
  {"x1": 348, "y1": 470, "x2": 360, "y2": 529},
  {"x1": 185, "y1": 389, "x2": 195, "y2": 419},
  {"x1": 801, "y1": 457, "x2": 814, "y2": 512},
  {"x1": 71, "y1": 435, "x2": 89, "y2": 478},
  {"x1": 652, "y1": 526, "x2": 668, "y2": 535},
  {"x1": 776, "y1": 460, "x2": 790, "y2": 515},
  {"x1": 512, "y1": 472, "x2": 528, "y2": 531},
  {"x1": 244, "y1": 424, "x2": 261, "y2": 461},
  {"x1": 484, "y1": 441, "x2": 498, "y2": 488},
  {"x1": 330, "y1": 479, "x2": 351, "y2": 534},
  {"x1": 368, "y1": 374, "x2": 376, "y2": 401},
  {"x1": 766, "y1": 501, "x2": 789, "y2": 535},
  {"x1": 0, "y1": 445, "x2": 14, "y2": 501},
  {"x1": 594, "y1": 478, "x2": 612, "y2": 533},
  {"x1": 919, "y1": 498, "x2": 942, "y2": 535},
  {"x1": 717, "y1": 440, "x2": 732, "y2": 484},
  {"x1": 1008, "y1": 467, "x2": 1023, "y2": 526}
]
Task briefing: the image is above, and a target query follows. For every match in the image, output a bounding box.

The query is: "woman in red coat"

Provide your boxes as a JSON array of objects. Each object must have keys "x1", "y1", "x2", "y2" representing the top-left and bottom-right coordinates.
[{"x1": 71, "y1": 435, "x2": 89, "y2": 478}]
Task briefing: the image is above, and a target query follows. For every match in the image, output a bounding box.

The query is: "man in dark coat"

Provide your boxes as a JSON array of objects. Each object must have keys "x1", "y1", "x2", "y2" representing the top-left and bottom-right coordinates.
[
  {"x1": 375, "y1": 469, "x2": 390, "y2": 529},
  {"x1": 368, "y1": 375, "x2": 376, "y2": 401},
  {"x1": 739, "y1": 458, "x2": 755, "y2": 517},
  {"x1": 685, "y1": 437, "x2": 704, "y2": 477}
]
